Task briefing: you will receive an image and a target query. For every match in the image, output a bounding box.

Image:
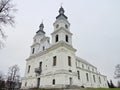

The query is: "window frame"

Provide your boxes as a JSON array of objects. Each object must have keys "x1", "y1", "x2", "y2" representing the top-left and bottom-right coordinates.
[
  {"x1": 65, "y1": 35, "x2": 69, "y2": 42},
  {"x1": 55, "y1": 35, "x2": 59, "y2": 42},
  {"x1": 77, "y1": 71, "x2": 80, "y2": 80},
  {"x1": 68, "y1": 56, "x2": 71, "y2": 66},
  {"x1": 43, "y1": 46, "x2": 45, "y2": 51},
  {"x1": 99, "y1": 76, "x2": 101, "y2": 84},
  {"x1": 53, "y1": 56, "x2": 57, "y2": 66},
  {"x1": 53, "y1": 79, "x2": 55, "y2": 85},
  {"x1": 28, "y1": 65, "x2": 31, "y2": 73},
  {"x1": 86, "y1": 73, "x2": 89, "y2": 81},
  {"x1": 32, "y1": 48, "x2": 35, "y2": 54},
  {"x1": 93, "y1": 75, "x2": 96, "y2": 83}
]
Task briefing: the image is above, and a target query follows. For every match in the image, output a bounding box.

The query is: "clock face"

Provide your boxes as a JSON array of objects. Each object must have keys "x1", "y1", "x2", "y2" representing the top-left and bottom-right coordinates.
[
  {"x1": 56, "y1": 24, "x2": 59, "y2": 28},
  {"x1": 65, "y1": 24, "x2": 68, "y2": 29}
]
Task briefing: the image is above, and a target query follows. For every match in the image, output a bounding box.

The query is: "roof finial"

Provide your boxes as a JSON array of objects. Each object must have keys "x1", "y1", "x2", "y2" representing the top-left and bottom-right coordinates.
[
  {"x1": 56, "y1": 5, "x2": 68, "y2": 19},
  {"x1": 42, "y1": 19, "x2": 43, "y2": 24},
  {"x1": 60, "y1": 2, "x2": 63, "y2": 7},
  {"x1": 39, "y1": 21, "x2": 44, "y2": 31},
  {"x1": 59, "y1": 5, "x2": 64, "y2": 14}
]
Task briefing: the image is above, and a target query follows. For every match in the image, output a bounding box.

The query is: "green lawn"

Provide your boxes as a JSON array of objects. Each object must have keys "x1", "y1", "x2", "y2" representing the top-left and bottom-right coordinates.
[
  {"x1": 81, "y1": 88, "x2": 120, "y2": 90},
  {"x1": 21, "y1": 88, "x2": 120, "y2": 90}
]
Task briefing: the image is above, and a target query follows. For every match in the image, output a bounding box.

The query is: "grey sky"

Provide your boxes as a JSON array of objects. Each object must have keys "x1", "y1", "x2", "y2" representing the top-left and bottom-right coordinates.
[{"x1": 0, "y1": 0, "x2": 120, "y2": 85}]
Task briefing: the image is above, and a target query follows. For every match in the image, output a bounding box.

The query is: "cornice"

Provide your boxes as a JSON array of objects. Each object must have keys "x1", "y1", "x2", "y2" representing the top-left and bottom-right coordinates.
[
  {"x1": 26, "y1": 41, "x2": 76, "y2": 61},
  {"x1": 76, "y1": 66, "x2": 107, "y2": 77},
  {"x1": 31, "y1": 42, "x2": 40, "y2": 47},
  {"x1": 53, "y1": 19, "x2": 70, "y2": 26},
  {"x1": 51, "y1": 27, "x2": 72, "y2": 35}
]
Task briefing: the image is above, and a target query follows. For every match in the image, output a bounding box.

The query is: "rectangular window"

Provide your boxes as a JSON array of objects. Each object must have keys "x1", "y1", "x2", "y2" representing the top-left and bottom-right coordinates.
[
  {"x1": 28, "y1": 65, "x2": 31, "y2": 73},
  {"x1": 53, "y1": 56, "x2": 56, "y2": 66},
  {"x1": 77, "y1": 71, "x2": 80, "y2": 80},
  {"x1": 68, "y1": 56, "x2": 71, "y2": 66},
  {"x1": 53, "y1": 79, "x2": 55, "y2": 85},
  {"x1": 39, "y1": 62, "x2": 42, "y2": 69},
  {"x1": 93, "y1": 75, "x2": 96, "y2": 82},
  {"x1": 99, "y1": 77, "x2": 101, "y2": 84},
  {"x1": 86, "y1": 73, "x2": 89, "y2": 81}
]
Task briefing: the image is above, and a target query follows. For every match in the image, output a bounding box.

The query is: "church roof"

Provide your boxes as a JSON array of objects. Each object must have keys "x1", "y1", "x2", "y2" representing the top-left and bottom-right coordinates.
[
  {"x1": 56, "y1": 6, "x2": 68, "y2": 19},
  {"x1": 36, "y1": 22, "x2": 45, "y2": 34},
  {"x1": 76, "y1": 56, "x2": 96, "y2": 68}
]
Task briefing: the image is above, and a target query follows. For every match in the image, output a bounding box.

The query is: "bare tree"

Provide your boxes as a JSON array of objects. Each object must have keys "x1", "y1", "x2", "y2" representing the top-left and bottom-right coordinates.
[
  {"x1": 114, "y1": 64, "x2": 120, "y2": 88},
  {"x1": 0, "y1": 0, "x2": 17, "y2": 48},
  {"x1": 0, "y1": 71, "x2": 5, "y2": 89},
  {"x1": 117, "y1": 81, "x2": 120, "y2": 88},
  {"x1": 115, "y1": 64, "x2": 120, "y2": 79},
  {"x1": 6, "y1": 65, "x2": 20, "y2": 90}
]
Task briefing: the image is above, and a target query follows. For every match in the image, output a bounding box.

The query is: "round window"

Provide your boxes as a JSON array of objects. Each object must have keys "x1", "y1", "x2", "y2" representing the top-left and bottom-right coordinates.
[
  {"x1": 56, "y1": 24, "x2": 59, "y2": 28},
  {"x1": 65, "y1": 24, "x2": 68, "y2": 29}
]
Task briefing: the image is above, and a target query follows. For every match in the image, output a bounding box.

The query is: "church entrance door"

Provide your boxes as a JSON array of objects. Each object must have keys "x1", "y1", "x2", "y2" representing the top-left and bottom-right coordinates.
[
  {"x1": 37, "y1": 78, "x2": 40, "y2": 88},
  {"x1": 69, "y1": 77, "x2": 72, "y2": 86}
]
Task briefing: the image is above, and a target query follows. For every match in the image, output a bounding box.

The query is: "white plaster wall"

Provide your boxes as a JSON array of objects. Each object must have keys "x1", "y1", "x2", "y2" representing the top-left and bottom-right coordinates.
[
  {"x1": 22, "y1": 36, "x2": 108, "y2": 89},
  {"x1": 22, "y1": 46, "x2": 108, "y2": 89},
  {"x1": 76, "y1": 66, "x2": 108, "y2": 88}
]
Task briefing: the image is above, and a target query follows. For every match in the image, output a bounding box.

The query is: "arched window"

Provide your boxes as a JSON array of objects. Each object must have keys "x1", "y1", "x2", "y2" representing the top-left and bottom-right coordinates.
[
  {"x1": 43, "y1": 46, "x2": 45, "y2": 51},
  {"x1": 93, "y1": 75, "x2": 96, "y2": 82},
  {"x1": 28, "y1": 65, "x2": 31, "y2": 73},
  {"x1": 68, "y1": 56, "x2": 71, "y2": 66},
  {"x1": 25, "y1": 82, "x2": 27, "y2": 86},
  {"x1": 99, "y1": 77, "x2": 101, "y2": 83},
  {"x1": 55, "y1": 35, "x2": 58, "y2": 42},
  {"x1": 53, "y1": 79, "x2": 55, "y2": 85},
  {"x1": 65, "y1": 35, "x2": 68, "y2": 42},
  {"x1": 86, "y1": 73, "x2": 89, "y2": 81},
  {"x1": 53, "y1": 56, "x2": 57, "y2": 66},
  {"x1": 77, "y1": 71, "x2": 80, "y2": 80},
  {"x1": 32, "y1": 48, "x2": 35, "y2": 54}
]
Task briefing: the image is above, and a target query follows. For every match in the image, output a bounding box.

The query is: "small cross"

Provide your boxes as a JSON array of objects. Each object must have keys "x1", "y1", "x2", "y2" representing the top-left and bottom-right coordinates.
[{"x1": 60, "y1": 3, "x2": 63, "y2": 7}]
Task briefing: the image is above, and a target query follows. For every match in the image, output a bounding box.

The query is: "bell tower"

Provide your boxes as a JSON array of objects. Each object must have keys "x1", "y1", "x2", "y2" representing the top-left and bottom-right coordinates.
[
  {"x1": 51, "y1": 6, "x2": 72, "y2": 46},
  {"x1": 30, "y1": 22, "x2": 50, "y2": 55}
]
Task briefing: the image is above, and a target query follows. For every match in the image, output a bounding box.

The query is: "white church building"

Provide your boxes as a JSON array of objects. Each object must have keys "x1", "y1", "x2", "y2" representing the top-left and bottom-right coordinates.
[{"x1": 21, "y1": 7, "x2": 108, "y2": 89}]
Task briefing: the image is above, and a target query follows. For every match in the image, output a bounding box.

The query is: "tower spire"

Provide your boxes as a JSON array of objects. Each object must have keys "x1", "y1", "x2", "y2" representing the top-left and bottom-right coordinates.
[
  {"x1": 36, "y1": 22, "x2": 45, "y2": 34},
  {"x1": 59, "y1": 6, "x2": 64, "y2": 14},
  {"x1": 56, "y1": 6, "x2": 68, "y2": 19},
  {"x1": 39, "y1": 22, "x2": 44, "y2": 31}
]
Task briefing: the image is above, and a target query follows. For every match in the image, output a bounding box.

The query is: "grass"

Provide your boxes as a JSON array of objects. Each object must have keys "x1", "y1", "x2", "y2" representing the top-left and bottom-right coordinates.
[
  {"x1": 81, "y1": 88, "x2": 120, "y2": 90},
  {"x1": 21, "y1": 88, "x2": 120, "y2": 90}
]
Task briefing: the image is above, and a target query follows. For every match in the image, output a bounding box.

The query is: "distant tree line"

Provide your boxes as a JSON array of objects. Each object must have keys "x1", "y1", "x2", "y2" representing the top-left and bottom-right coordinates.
[
  {"x1": 107, "y1": 64, "x2": 120, "y2": 88},
  {"x1": 0, "y1": 65, "x2": 21, "y2": 90},
  {"x1": 114, "y1": 64, "x2": 120, "y2": 88},
  {"x1": 107, "y1": 80, "x2": 116, "y2": 88}
]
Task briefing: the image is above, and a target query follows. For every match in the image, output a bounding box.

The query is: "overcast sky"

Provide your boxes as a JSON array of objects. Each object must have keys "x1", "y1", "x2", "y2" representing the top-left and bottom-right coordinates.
[{"x1": 0, "y1": 0, "x2": 120, "y2": 85}]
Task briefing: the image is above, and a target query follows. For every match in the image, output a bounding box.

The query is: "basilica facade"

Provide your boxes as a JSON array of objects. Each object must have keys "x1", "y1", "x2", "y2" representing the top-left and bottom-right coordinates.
[{"x1": 21, "y1": 7, "x2": 108, "y2": 89}]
